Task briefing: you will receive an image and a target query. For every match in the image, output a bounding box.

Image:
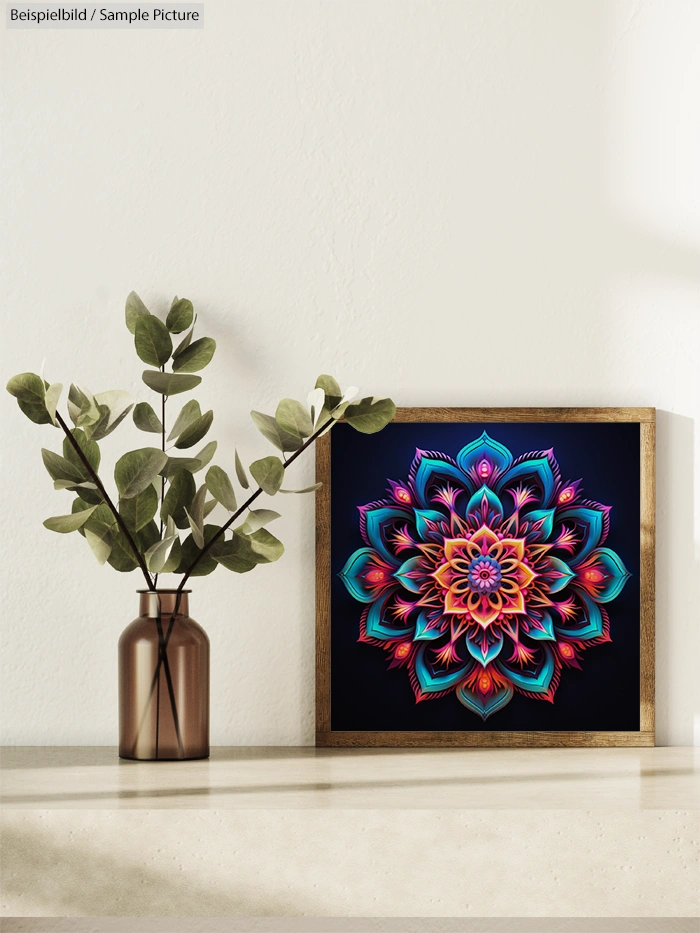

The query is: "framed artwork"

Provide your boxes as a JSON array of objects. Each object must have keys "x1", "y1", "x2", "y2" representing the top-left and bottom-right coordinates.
[{"x1": 315, "y1": 408, "x2": 655, "y2": 747}]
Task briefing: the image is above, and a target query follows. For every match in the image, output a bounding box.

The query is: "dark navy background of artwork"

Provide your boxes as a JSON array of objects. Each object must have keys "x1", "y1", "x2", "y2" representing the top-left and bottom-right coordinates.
[{"x1": 329, "y1": 421, "x2": 641, "y2": 732}]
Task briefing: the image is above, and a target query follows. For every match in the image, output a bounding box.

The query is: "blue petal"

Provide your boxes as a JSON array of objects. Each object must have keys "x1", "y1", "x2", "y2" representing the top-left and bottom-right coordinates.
[
  {"x1": 465, "y1": 630, "x2": 504, "y2": 666},
  {"x1": 465, "y1": 484, "x2": 504, "y2": 523},
  {"x1": 338, "y1": 548, "x2": 386, "y2": 603},
  {"x1": 522, "y1": 508, "x2": 556, "y2": 541},
  {"x1": 413, "y1": 508, "x2": 446, "y2": 541},
  {"x1": 498, "y1": 456, "x2": 556, "y2": 507},
  {"x1": 586, "y1": 548, "x2": 631, "y2": 603},
  {"x1": 457, "y1": 679, "x2": 513, "y2": 720},
  {"x1": 547, "y1": 556, "x2": 575, "y2": 594},
  {"x1": 414, "y1": 611, "x2": 444, "y2": 641},
  {"x1": 394, "y1": 556, "x2": 424, "y2": 594},
  {"x1": 559, "y1": 507, "x2": 606, "y2": 565},
  {"x1": 363, "y1": 506, "x2": 408, "y2": 565},
  {"x1": 415, "y1": 644, "x2": 469, "y2": 693},
  {"x1": 496, "y1": 644, "x2": 555, "y2": 694},
  {"x1": 457, "y1": 432, "x2": 513, "y2": 483},
  {"x1": 413, "y1": 456, "x2": 471, "y2": 508},
  {"x1": 527, "y1": 611, "x2": 556, "y2": 641},
  {"x1": 365, "y1": 590, "x2": 413, "y2": 640}
]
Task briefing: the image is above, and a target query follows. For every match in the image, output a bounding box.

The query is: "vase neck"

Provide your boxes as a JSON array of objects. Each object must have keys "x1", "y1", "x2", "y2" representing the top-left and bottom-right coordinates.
[{"x1": 138, "y1": 590, "x2": 190, "y2": 618}]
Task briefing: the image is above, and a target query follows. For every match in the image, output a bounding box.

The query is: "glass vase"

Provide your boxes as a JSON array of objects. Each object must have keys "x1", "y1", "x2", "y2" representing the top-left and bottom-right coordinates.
[{"x1": 119, "y1": 590, "x2": 209, "y2": 760}]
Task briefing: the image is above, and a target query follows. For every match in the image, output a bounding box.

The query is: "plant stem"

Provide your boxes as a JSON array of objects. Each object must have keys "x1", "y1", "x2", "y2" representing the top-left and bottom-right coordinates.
[
  {"x1": 178, "y1": 420, "x2": 330, "y2": 587},
  {"x1": 153, "y1": 376, "x2": 167, "y2": 589},
  {"x1": 55, "y1": 411, "x2": 154, "y2": 590},
  {"x1": 154, "y1": 610, "x2": 184, "y2": 756},
  {"x1": 138, "y1": 419, "x2": 333, "y2": 723}
]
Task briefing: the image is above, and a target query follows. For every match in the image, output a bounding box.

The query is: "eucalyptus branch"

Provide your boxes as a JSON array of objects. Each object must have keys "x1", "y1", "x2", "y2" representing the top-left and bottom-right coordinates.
[
  {"x1": 55, "y1": 411, "x2": 154, "y2": 590},
  {"x1": 140, "y1": 419, "x2": 334, "y2": 720},
  {"x1": 178, "y1": 419, "x2": 330, "y2": 588}
]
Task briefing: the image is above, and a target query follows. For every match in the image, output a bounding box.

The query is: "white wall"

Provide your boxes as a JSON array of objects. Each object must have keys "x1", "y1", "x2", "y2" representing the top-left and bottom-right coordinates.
[{"x1": 1, "y1": 0, "x2": 698, "y2": 746}]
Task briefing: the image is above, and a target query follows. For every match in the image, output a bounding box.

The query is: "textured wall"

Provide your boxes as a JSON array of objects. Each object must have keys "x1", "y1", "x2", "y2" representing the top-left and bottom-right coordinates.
[{"x1": 0, "y1": 1, "x2": 698, "y2": 745}]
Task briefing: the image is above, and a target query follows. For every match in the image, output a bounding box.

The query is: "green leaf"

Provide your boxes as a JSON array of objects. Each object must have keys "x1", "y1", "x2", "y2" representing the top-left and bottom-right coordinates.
[
  {"x1": 160, "y1": 455, "x2": 202, "y2": 479},
  {"x1": 238, "y1": 508, "x2": 281, "y2": 534},
  {"x1": 211, "y1": 534, "x2": 257, "y2": 573},
  {"x1": 44, "y1": 383, "x2": 63, "y2": 425},
  {"x1": 142, "y1": 371, "x2": 201, "y2": 397},
  {"x1": 160, "y1": 537, "x2": 183, "y2": 573},
  {"x1": 84, "y1": 526, "x2": 113, "y2": 565},
  {"x1": 53, "y1": 479, "x2": 97, "y2": 493},
  {"x1": 72, "y1": 496, "x2": 95, "y2": 536},
  {"x1": 185, "y1": 485, "x2": 207, "y2": 548},
  {"x1": 86, "y1": 391, "x2": 134, "y2": 441},
  {"x1": 192, "y1": 441, "x2": 217, "y2": 471},
  {"x1": 43, "y1": 506, "x2": 97, "y2": 533},
  {"x1": 344, "y1": 396, "x2": 397, "y2": 434},
  {"x1": 203, "y1": 498, "x2": 218, "y2": 518},
  {"x1": 250, "y1": 455, "x2": 284, "y2": 495},
  {"x1": 145, "y1": 531, "x2": 179, "y2": 573},
  {"x1": 67, "y1": 384, "x2": 101, "y2": 427},
  {"x1": 6, "y1": 373, "x2": 52, "y2": 425},
  {"x1": 119, "y1": 484, "x2": 158, "y2": 533},
  {"x1": 166, "y1": 298, "x2": 194, "y2": 334},
  {"x1": 42, "y1": 448, "x2": 84, "y2": 484},
  {"x1": 212, "y1": 527, "x2": 284, "y2": 571},
  {"x1": 175, "y1": 524, "x2": 222, "y2": 576},
  {"x1": 17, "y1": 396, "x2": 53, "y2": 425},
  {"x1": 63, "y1": 427, "x2": 101, "y2": 474},
  {"x1": 115, "y1": 448, "x2": 168, "y2": 499},
  {"x1": 7, "y1": 372, "x2": 45, "y2": 402},
  {"x1": 247, "y1": 527, "x2": 285, "y2": 563},
  {"x1": 205, "y1": 465, "x2": 237, "y2": 511},
  {"x1": 275, "y1": 398, "x2": 314, "y2": 438},
  {"x1": 135, "y1": 315, "x2": 173, "y2": 367},
  {"x1": 173, "y1": 319, "x2": 196, "y2": 357},
  {"x1": 133, "y1": 402, "x2": 163, "y2": 434},
  {"x1": 138, "y1": 519, "x2": 161, "y2": 553},
  {"x1": 174, "y1": 410, "x2": 213, "y2": 450},
  {"x1": 234, "y1": 449, "x2": 249, "y2": 488},
  {"x1": 250, "y1": 411, "x2": 302, "y2": 453},
  {"x1": 76, "y1": 499, "x2": 114, "y2": 532},
  {"x1": 315, "y1": 374, "x2": 342, "y2": 411},
  {"x1": 172, "y1": 337, "x2": 216, "y2": 373},
  {"x1": 161, "y1": 468, "x2": 196, "y2": 528},
  {"x1": 7, "y1": 373, "x2": 53, "y2": 424},
  {"x1": 125, "y1": 291, "x2": 150, "y2": 334},
  {"x1": 107, "y1": 531, "x2": 140, "y2": 572},
  {"x1": 280, "y1": 482, "x2": 323, "y2": 494},
  {"x1": 167, "y1": 400, "x2": 201, "y2": 442},
  {"x1": 83, "y1": 503, "x2": 117, "y2": 535}
]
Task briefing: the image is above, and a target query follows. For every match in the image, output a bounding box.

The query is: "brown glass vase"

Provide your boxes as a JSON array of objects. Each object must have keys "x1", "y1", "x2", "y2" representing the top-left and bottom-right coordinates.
[{"x1": 119, "y1": 590, "x2": 209, "y2": 761}]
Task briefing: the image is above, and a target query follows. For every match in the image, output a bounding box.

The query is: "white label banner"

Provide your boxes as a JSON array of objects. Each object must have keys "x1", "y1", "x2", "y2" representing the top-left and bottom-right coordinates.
[{"x1": 5, "y1": 3, "x2": 204, "y2": 28}]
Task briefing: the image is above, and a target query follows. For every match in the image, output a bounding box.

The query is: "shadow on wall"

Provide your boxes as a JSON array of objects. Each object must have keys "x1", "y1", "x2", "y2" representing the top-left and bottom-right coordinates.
[
  {"x1": 0, "y1": 822, "x2": 317, "y2": 917},
  {"x1": 655, "y1": 412, "x2": 698, "y2": 746}
]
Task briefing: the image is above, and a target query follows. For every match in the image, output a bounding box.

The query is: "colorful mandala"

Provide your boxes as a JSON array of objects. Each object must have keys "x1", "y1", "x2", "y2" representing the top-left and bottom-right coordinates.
[{"x1": 339, "y1": 432, "x2": 631, "y2": 720}]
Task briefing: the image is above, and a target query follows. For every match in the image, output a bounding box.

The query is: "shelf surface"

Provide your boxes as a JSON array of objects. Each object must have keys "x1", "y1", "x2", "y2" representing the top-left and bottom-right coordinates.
[
  {"x1": 2, "y1": 747, "x2": 698, "y2": 920},
  {"x1": 1, "y1": 744, "x2": 698, "y2": 809}
]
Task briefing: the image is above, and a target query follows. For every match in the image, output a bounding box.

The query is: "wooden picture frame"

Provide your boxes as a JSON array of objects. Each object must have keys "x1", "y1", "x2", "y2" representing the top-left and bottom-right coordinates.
[{"x1": 316, "y1": 408, "x2": 655, "y2": 747}]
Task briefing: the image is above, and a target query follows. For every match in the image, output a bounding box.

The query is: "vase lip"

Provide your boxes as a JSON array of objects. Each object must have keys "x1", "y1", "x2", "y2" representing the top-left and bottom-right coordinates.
[{"x1": 137, "y1": 588, "x2": 192, "y2": 594}]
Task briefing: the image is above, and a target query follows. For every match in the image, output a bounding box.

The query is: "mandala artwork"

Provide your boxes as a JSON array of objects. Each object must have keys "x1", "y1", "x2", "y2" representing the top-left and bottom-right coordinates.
[{"x1": 339, "y1": 432, "x2": 631, "y2": 720}]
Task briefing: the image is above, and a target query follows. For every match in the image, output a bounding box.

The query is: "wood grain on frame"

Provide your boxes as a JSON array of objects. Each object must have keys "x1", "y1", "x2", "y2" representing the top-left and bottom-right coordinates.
[{"x1": 315, "y1": 407, "x2": 656, "y2": 747}]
